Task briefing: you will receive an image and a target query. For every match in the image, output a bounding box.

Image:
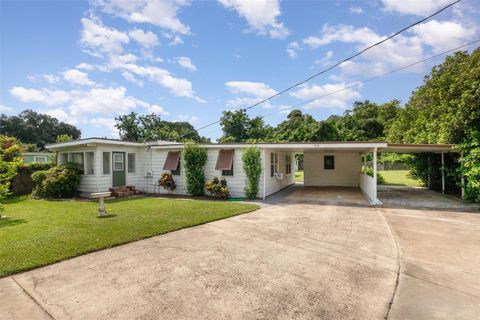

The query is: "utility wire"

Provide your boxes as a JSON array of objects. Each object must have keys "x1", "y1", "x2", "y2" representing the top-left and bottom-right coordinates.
[
  {"x1": 189, "y1": 0, "x2": 462, "y2": 135},
  {"x1": 201, "y1": 38, "x2": 479, "y2": 138}
]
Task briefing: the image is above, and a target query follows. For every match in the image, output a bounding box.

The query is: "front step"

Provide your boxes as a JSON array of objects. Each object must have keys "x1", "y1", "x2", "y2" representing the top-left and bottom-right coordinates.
[{"x1": 109, "y1": 186, "x2": 143, "y2": 198}]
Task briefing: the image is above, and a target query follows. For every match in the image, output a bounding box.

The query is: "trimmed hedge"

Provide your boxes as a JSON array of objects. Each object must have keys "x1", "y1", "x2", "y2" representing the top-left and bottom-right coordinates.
[
  {"x1": 183, "y1": 143, "x2": 208, "y2": 196},
  {"x1": 32, "y1": 164, "x2": 80, "y2": 198},
  {"x1": 242, "y1": 146, "x2": 261, "y2": 199}
]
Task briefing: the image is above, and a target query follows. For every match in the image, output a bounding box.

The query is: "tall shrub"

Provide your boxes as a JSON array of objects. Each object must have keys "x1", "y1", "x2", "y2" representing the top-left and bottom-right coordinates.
[
  {"x1": 183, "y1": 143, "x2": 207, "y2": 196},
  {"x1": 242, "y1": 146, "x2": 261, "y2": 199},
  {"x1": 32, "y1": 164, "x2": 80, "y2": 198}
]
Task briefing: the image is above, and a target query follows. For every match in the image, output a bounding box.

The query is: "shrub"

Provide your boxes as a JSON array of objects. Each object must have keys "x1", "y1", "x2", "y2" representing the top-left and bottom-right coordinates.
[
  {"x1": 32, "y1": 164, "x2": 80, "y2": 198},
  {"x1": 459, "y1": 145, "x2": 480, "y2": 202},
  {"x1": 158, "y1": 172, "x2": 176, "y2": 194},
  {"x1": 242, "y1": 146, "x2": 261, "y2": 199},
  {"x1": 183, "y1": 143, "x2": 207, "y2": 196},
  {"x1": 0, "y1": 156, "x2": 20, "y2": 216},
  {"x1": 205, "y1": 177, "x2": 230, "y2": 199},
  {"x1": 363, "y1": 166, "x2": 385, "y2": 184},
  {"x1": 10, "y1": 162, "x2": 55, "y2": 195}
]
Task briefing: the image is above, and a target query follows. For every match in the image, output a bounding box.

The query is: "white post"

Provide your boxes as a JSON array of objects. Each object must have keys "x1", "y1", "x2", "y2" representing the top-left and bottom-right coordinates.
[
  {"x1": 373, "y1": 148, "x2": 378, "y2": 204},
  {"x1": 441, "y1": 152, "x2": 445, "y2": 194},
  {"x1": 363, "y1": 154, "x2": 367, "y2": 173},
  {"x1": 98, "y1": 196, "x2": 106, "y2": 217},
  {"x1": 262, "y1": 149, "x2": 267, "y2": 200}
]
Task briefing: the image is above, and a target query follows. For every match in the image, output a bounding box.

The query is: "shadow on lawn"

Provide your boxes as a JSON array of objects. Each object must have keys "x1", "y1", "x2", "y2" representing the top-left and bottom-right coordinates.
[{"x1": 0, "y1": 217, "x2": 27, "y2": 228}]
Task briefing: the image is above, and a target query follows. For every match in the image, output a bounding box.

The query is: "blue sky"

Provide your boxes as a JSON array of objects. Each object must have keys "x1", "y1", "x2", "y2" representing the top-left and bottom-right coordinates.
[{"x1": 1, "y1": 0, "x2": 479, "y2": 140}]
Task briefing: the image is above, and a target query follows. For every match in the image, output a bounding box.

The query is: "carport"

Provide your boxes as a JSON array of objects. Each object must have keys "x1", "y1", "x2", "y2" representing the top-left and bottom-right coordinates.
[{"x1": 260, "y1": 142, "x2": 456, "y2": 205}]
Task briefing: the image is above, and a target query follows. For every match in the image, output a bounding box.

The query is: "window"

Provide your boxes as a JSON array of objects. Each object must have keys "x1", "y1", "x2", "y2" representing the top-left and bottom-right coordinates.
[
  {"x1": 128, "y1": 153, "x2": 136, "y2": 173},
  {"x1": 85, "y1": 152, "x2": 94, "y2": 175},
  {"x1": 71, "y1": 152, "x2": 84, "y2": 175},
  {"x1": 171, "y1": 158, "x2": 181, "y2": 175},
  {"x1": 59, "y1": 153, "x2": 68, "y2": 165},
  {"x1": 215, "y1": 150, "x2": 234, "y2": 176},
  {"x1": 103, "y1": 152, "x2": 110, "y2": 175},
  {"x1": 222, "y1": 162, "x2": 234, "y2": 176},
  {"x1": 113, "y1": 153, "x2": 124, "y2": 171},
  {"x1": 34, "y1": 156, "x2": 47, "y2": 163},
  {"x1": 285, "y1": 154, "x2": 292, "y2": 174},
  {"x1": 270, "y1": 153, "x2": 279, "y2": 177},
  {"x1": 324, "y1": 155, "x2": 335, "y2": 170}
]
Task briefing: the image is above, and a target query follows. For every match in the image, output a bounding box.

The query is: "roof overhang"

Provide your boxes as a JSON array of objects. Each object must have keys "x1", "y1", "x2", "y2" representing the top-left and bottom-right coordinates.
[
  {"x1": 380, "y1": 143, "x2": 456, "y2": 154},
  {"x1": 46, "y1": 138, "x2": 146, "y2": 150}
]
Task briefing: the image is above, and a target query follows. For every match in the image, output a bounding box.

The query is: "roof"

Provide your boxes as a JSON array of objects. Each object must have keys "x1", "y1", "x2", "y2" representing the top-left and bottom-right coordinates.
[{"x1": 46, "y1": 137, "x2": 456, "y2": 154}]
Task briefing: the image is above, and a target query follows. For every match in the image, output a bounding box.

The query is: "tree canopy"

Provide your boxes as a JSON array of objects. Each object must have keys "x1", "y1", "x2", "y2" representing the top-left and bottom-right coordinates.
[
  {"x1": 0, "y1": 110, "x2": 81, "y2": 150},
  {"x1": 218, "y1": 109, "x2": 273, "y2": 142},
  {"x1": 115, "y1": 112, "x2": 210, "y2": 143}
]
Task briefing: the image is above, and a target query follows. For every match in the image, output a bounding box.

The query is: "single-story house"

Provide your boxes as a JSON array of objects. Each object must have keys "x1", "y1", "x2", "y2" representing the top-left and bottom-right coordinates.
[
  {"x1": 21, "y1": 152, "x2": 55, "y2": 163},
  {"x1": 46, "y1": 138, "x2": 455, "y2": 204}
]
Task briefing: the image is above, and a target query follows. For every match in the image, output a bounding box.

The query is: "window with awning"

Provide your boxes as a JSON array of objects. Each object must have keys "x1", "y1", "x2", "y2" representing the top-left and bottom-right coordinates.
[
  {"x1": 163, "y1": 151, "x2": 181, "y2": 172},
  {"x1": 215, "y1": 150, "x2": 234, "y2": 176}
]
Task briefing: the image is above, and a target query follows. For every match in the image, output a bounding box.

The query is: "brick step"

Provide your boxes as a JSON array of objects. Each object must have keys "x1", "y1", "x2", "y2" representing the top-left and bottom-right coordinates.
[{"x1": 109, "y1": 186, "x2": 143, "y2": 198}]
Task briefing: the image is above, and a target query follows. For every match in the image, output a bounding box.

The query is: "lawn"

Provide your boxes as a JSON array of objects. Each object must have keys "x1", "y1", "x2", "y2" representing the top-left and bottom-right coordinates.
[
  {"x1": 379, "y1": 170, "x2": 423, "y2": 187},
  {"x1": 0, "y1": 197, "x2": 258, "y2": 277},
  {"x1": 295, "y1": 171, "x2": 304, "y2": 182}
]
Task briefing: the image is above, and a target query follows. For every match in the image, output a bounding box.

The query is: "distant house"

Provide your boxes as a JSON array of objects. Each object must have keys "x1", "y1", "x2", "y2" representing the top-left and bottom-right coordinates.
[
  {"x1": 46, "y1": 138, "x2": 454, "y2": 203},
  {"x1": 21, "y1": 152, "x2": 55, "y2": 163}
]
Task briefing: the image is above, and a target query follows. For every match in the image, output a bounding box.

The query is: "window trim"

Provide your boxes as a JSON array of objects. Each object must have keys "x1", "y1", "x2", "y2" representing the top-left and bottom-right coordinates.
[
  {"x1": 33, "y1": 155, "x2": 47, "y2": 163},
  {"x1": 102, "y1": 152, "x2": 111, "y2": 175},
  {"x1": 270, "y1": 153, "x2": 279, "y2": 177},
  {"x1": 84, "y1": 151, "x2": 95, "y2": 176},
  {"x1": 221, "y1": 161, "x2": 234, "y2": 176},
  {"x1": 171, "y1": 157, "x2": 181, "y2": 176},
  {"x1": 285, "y1": 154, "x2": 292, "y2": 175},
  {"x1": 71, "y1": 152, "x2": 85, "y2": 175},
  {"x1": 113, "y1": 153, "x2": 124, "y2": 172},
  {"x1": 127, "y1": 153, "x2": 136, "y2": 174}
]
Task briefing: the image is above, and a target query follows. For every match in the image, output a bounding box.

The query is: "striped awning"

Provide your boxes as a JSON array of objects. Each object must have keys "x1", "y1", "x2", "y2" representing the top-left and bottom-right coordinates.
[
  {"x1": 215, "y1": 150, "x2": 234, "y2": 170},
  {"x1": 163, "y1": 151, "x2": 180, "y2": 170}
]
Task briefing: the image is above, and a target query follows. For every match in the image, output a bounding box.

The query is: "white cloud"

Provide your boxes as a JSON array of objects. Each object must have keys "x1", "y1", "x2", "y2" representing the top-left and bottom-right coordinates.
[
  {"x1": 76, "y1": 63, "x2": 95, "y2": 71},
  {"x1": 128, "y1": 28, "x2": 159, "y2": 48},
  {"x1": 176, "y1": 56, "x2": 196, "y2": 71},
  {"x1": 42, "y1": 108, "x2": 78, "y2": 125},
  {"x1": 10, "y1": 86, "x2": 169, "y2": 118},
  {"x1": 90, "y1": 117, "x2": 118, "y2": 137},
  {"x1": 122, "y1": 72, "x2": 144, "y2": 86},
  {"x1": 382, "y1": 0, "x2": 454, "y2": 16},
  {"x1": 176, "y1": 114, "x2": 199, "y2": 124},
  {"x1": 27, "y1": 74, "x2": 61, "y2": 84},
  {"x1": 218, "y1": 0, "x2": 290, "y2": 39},
  {"x1": 93, "y1": 0, "x2": 191, "y2": 35},
  {"x1": 290, "y1": 83, "x2": 361, "y2": 109},
  {"x1": 225, "y1": 81, "x2": 277, "y2": 98},
  {"x1": 303, "y1": 24, "x2": 383, "y2": 48},
  {"x1": 80, "y1": 16, "x2": 129, "y2": 57},
  {"x1": 0, "y1": 104, "x2": 15, "y2": 114},
  {"x1": 314, "y1": 50, "x2": 334, "y2": 66},
  {"x1": 349, "y1": 6, "x2": 364, "y2": 14},
  {"x1": 286, "y1": 41, "x2": 301, "y2": 58},
  {"x1": 411, "y1": 19, "x2": 476, "y2": 53},
  {"x1": 62, "y1": 69, "x2": 95, "y2": 86}
]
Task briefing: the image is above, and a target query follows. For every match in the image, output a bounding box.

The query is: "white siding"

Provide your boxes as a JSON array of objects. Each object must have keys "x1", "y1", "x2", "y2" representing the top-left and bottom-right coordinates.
[
  {"x1": 359, "y1": 173, "x2": 377, "y2": 204},
  {"x1": 150, "y1": 148, "x2": 186, "y2": 195},
  {"x1": 262, "y1": 148, "x2": 295, "y2": 198},
  {"x1": 304, "y1": 151, "x2": 361, "y2": 187},
  {"x1": 204, "y1": 148, "x2": 246, "y2": 198}
]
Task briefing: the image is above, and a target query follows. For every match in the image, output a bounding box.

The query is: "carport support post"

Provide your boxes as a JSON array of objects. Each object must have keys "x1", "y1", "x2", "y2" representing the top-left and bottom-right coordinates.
[
  {"x1": 441, "y1": 152, "x2": 445, "y2": 194},
  {"x1": 373, "y1": 148, "x2": 378, "y2": 203}
]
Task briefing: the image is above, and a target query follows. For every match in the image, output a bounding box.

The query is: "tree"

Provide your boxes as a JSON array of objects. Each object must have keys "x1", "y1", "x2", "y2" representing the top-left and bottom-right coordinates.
[
  {"x1": 387, "y1": 49, "x2": 480, "y2": 201},
  {"x1": 115, "y1": 112, "x2": 210, "y2": 143},
  {"x1": 219, "y1": 109, "x2": 272, "y2": 142},
  {"x1": 273, "y1": 110, "x2": 323, "y2": 142},
  {"x1": 183, "y1": 143, "x2": 208, "y2": 196},
  {"x1": 0, "y1": 110, "x2": 81, "y2": 149},
  {"x1": 56, "y1": 134, "x2": 74, "y2": 143}
]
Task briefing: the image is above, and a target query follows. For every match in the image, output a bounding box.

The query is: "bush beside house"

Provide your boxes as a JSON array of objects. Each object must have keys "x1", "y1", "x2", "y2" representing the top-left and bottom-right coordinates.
[
  {"x1": 205, "y1": 177, "x2": 230, "y2": 199},
  {"x1": 242, "y1": 146, "x2": 261, "y2": 199},
  {"x1": 32, "y1": 164, "x2": 80, "y2": 198},
  {"x1": 183, "y1": 143, "x2": 208, "y2": 196}
]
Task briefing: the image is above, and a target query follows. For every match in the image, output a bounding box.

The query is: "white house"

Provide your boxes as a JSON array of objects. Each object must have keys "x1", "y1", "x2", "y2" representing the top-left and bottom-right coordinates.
[{"x1": 46, "y1": 138, "x2": 454, "y2": 204}]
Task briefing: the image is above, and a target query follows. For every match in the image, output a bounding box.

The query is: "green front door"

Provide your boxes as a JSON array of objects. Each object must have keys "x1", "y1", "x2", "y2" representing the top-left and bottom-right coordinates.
[{"x1": 112, "y1": 152, "x2": 126, "y2": 187}]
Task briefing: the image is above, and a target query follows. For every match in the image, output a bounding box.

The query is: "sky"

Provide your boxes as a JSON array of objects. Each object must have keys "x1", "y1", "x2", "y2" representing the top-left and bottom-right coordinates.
[{"x1": 1, "y1": 0, "x2": 479, "y2": 141}]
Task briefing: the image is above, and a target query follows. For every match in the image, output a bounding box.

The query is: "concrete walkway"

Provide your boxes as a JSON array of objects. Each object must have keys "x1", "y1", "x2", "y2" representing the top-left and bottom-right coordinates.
[{"x1": 1, "y1": 187, "x2": 479, "y2": 319}]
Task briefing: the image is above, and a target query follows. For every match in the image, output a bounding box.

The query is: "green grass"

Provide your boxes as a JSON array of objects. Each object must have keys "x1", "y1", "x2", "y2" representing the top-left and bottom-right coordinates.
[
  {"x1": 0, "y1": 196, "x2": 258, "y2": 277},
  {"x1": 295, "y1": 171, "x2": 304, "y2": 182},
  {"x1": 379, "y1": 170, "x2": 423, "y2": 187}
]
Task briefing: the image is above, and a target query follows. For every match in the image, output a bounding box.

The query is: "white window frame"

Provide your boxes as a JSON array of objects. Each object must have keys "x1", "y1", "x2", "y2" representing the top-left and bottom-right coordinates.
[
  {"x1": 270, "y1": 153, "x2": 279, "y2": 177},
  {"x1": 113, "y1": 153, "x2": 124, "y2": 171},
  {"x1": 102, "y1": 152, "x2": 111, "y2": 175},
  {"x1": 71, "y1": 152, "x2": 85, "y2": 175},
  {"x1": 85, "y1": 152, "x2": 95, "y2": 176},
  {"x1": 58, "y1": 152, "x2": 68, "y2": 165},
  {"x1": 127, "y1": 153, "x2": 136, "y2": 174},
  {"x1": 285, "y1": 154, "x2": 292, "y2": 175}
]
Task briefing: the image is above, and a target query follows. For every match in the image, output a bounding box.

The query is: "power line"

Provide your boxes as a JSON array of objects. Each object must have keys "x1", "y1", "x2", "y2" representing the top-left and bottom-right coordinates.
[
  {"x1": 202, "y1": 39, "x2": 479, "y2": 138},
  {"x1": 190, "y1": 0, "x2": 462, "y2": 135}
]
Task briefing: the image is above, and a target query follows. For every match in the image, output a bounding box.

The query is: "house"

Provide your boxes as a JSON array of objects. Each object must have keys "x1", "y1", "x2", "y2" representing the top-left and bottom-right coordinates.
[
  {"x1": 21, "y1": 152, "x2": 55, "y2": 163},
  {"x1": 45, "y1": 138, "x2": 455, "y2": 204}
]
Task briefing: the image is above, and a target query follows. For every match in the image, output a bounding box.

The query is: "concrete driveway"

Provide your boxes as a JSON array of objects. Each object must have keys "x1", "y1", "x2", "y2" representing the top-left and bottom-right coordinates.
[{"x1": 1, "y1": 187, "x2": 479, "y2": 319}]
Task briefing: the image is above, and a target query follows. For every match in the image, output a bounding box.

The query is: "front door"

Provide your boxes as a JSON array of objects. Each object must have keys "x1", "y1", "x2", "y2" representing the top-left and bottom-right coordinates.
[{"x1": 112, "y1": 152, "x2": 126, "y2": 187}]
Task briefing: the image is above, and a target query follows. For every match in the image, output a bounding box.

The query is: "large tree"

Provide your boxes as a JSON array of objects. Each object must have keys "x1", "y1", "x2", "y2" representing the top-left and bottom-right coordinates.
[
  {"x1": 219, "y1": 109, "x2": 273, "y2": 142},
  {"x1": 274, "y1": 110, "x2": 324, "y2": 142},
  {"x1": 388, "y1": 49, "x2": 480, "y2": 201},
  {"x1": 0, "y1": 109, "x2": 81, "y2": 149},
  {"x1": 115, "y1": 112, "x2": 210, "y2": 143}
]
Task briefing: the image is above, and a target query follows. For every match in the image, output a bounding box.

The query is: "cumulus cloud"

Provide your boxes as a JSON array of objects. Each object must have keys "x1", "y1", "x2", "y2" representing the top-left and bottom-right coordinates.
[
  {"x1": 176, "y1": 114, "x2": 199, "y2": 124},
  {"x1": 382, "y1": 0, "x2": 454, "y2": 16},
  {"x1": 90, "y1": 117, "x2": 118, "y2": 137},
  {"x1": 175, "y1": 56, "x2": 196, "y2": 71},
  {"x1": 122, "y1": 72, "x2": 144, "y2": 86},
  {"x1": 128, "y1": 28, "x2": 159, "y2": 48},
  {"x1": 218, "y1": 0, "x2": 290, "y2": 39},
  {"x1": 43, "y1": 108, "x2": 78, "y2": 125},
  {"x1": 80, "y1": 16, "x2": 129, "y2": 57},
  {"x1": 62, "y1": 69, "x2": 95, "y2": 86},
  {"x1": 286, "y1": 41, "x2": 301, "y2": 58},
  {"x1": 76, "y1": 63, "x2": 95, "y2": 71},
  {"x1": 225, "y1": 81, "x2": 277, "y2": 98},
  {"x1": 290, "y1": 83, "x2": 361, "y2": 109},
  {"x1": 93, "y1": 0, "x2": 191, "y2": 35},
  {"x1": 349, "y1": 6, "x2": 364, "y2": 14}
]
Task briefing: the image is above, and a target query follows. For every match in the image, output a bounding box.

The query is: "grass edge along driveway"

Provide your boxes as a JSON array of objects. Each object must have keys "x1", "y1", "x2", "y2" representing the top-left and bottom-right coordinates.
[{"x1": 0, "y1": 197, "x2": 259, "y2": 277}]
